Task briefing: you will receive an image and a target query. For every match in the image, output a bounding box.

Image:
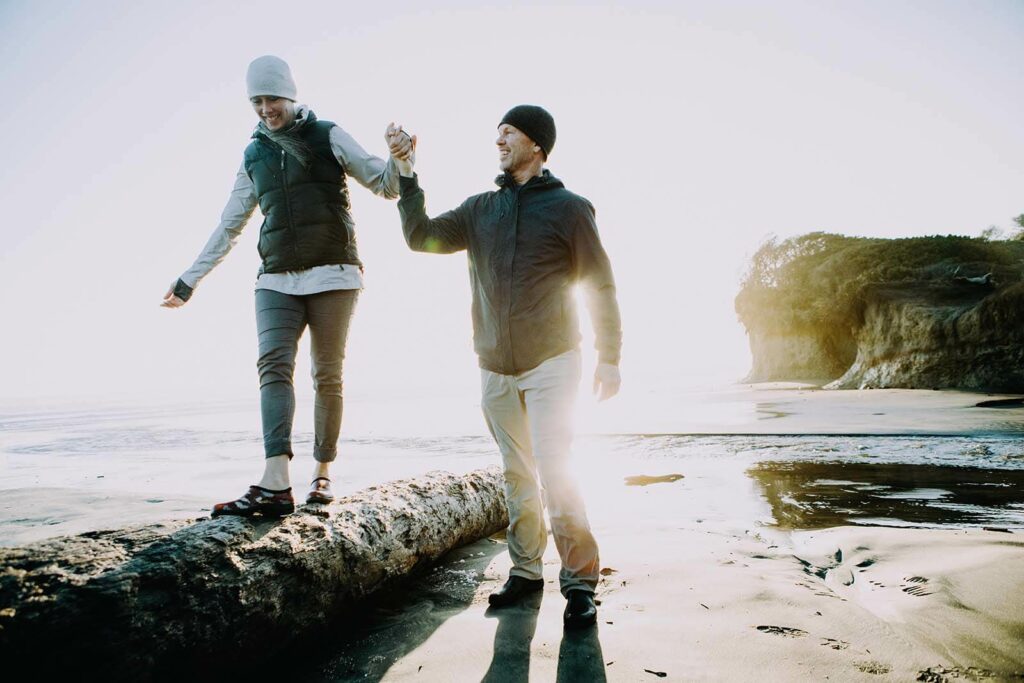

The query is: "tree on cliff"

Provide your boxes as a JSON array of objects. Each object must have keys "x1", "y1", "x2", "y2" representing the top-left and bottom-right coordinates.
[{"x1": 737, "y1": 232, "x2": 1024, "y2": 333}]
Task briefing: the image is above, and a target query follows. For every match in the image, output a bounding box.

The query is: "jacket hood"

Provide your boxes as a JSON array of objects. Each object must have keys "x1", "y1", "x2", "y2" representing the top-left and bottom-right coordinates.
[{"x1": 494, "y1": 168, "x2": 564, "y2": 191}]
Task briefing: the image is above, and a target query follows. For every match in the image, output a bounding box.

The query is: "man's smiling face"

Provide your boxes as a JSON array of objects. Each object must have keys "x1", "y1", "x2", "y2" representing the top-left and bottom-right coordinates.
[{"x1": 496, "y1": 123, "x2": 541, "y2": 174}]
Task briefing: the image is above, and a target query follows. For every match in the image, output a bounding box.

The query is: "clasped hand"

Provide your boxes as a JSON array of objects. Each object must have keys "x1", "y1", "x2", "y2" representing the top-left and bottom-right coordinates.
[{"x1": 385, "y1": 123, "x2": 416, "y2": 176}]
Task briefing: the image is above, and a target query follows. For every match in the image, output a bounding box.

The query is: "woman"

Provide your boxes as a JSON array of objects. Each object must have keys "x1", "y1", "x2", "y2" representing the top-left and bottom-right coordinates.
[{"x1": 162, "y1": 55, "x2": 413, "y2": 516}]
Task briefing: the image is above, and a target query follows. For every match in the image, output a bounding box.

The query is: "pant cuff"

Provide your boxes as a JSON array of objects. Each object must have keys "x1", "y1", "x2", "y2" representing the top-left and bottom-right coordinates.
[
  {"x1": 264, "y1": 440, "x2": 293, "y2": 459},
  {"x1": 313, "y1": 446, "x2": 337, "y2": 463},
  {"x1": 558, "y1": 579, "x2": 598, "y2": 597},
  {"x1": 509, "y1": 567, "x2": 544, "y2": 582}
]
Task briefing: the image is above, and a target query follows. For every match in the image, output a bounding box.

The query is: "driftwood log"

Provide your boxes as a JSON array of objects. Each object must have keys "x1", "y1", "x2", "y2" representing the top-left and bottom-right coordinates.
[{"x1": 0, "y1": 467, "x2": 507, "y2": 680}]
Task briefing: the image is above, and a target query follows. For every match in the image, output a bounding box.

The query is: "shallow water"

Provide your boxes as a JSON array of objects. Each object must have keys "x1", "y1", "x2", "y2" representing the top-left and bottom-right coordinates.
[
  {"x1": 747, "y1": 461, "x2": 1024, "y2": 530},
  {"x1": 1, "y1": 398, "x2": 1023, "y2": 545}
]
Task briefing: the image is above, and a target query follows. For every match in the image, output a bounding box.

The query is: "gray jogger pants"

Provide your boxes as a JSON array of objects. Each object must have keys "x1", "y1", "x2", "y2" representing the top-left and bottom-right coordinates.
[{"x1": 255, "y1": 288, "x2": 358, "y2": 462}]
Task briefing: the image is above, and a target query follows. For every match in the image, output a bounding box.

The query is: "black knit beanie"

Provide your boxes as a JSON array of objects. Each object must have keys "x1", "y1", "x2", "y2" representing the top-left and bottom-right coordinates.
[{"x1": 499, "y1": 105, "x2": 556, "y2": 158}]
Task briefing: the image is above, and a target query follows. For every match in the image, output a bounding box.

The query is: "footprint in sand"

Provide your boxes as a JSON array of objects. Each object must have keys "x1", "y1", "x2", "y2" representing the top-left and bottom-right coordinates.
[
  {"x1": 756, "y1": 625, "x2": 808, "y2": 637},
  {"x1": 820, "y1": 638, "x2": 850, "y2": 650},
  {"x1": 901, "y1": 576, "x2": 934, "y2": 597},
  {"x1": 917, "y1": 665, "x2": 1003, "y2": 681},
  {"x1": 856, "y1": 661, "x2": 892, "y2": 675}
]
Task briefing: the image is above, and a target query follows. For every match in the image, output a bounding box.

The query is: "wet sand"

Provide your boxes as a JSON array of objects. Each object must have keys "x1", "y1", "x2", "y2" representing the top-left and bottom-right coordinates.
[
  {"x1": 2, "y1": 388, "x2": 1023, "y2": 680},
  {"x1": 583, "y1": 383, "x2": 1024, "y2": 435},
  {"x1": 2, "y1": 386, "x2": 1022, "y2": 546},
  {"x1": 276, "y1": 454, "x2": 1024, "y2": 681}
]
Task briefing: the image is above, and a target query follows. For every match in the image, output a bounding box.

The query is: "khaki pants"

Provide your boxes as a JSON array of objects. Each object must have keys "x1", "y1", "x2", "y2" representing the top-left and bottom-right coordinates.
[{"x1": 481, "y1": 349, "x2": 600, "y2": 595}]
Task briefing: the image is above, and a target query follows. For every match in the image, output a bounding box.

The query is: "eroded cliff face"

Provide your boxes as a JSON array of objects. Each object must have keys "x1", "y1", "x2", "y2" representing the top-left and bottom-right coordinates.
[
  {"x1": 826, "y1": 283, "x2": 1024, "y2": 391},
  {"x1": 744, "y1": 329, "x2": 855, "y2": 383}
]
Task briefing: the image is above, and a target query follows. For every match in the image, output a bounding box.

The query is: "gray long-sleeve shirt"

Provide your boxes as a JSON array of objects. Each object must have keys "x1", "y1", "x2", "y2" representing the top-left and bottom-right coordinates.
[{"x1": 180, "y1": 108, "x2": 400, "y2": 295}]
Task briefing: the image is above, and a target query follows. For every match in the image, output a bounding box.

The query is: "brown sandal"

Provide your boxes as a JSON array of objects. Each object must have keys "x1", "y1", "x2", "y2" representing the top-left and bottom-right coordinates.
[
  {"x1": 211, "y1": 486, "x2": 295, "y2": 518},
  {"x1": 306, "y1": 477, "x2": 334, "y2": 504}
]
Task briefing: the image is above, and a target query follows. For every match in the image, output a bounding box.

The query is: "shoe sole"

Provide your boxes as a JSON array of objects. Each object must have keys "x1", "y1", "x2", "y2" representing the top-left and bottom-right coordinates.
[
  {"x1": 305, "y1": 495, "x2": 334, "y2": 505},
  {"x1": 211, "y1": 504, "x2": 295, "y2": 518}
]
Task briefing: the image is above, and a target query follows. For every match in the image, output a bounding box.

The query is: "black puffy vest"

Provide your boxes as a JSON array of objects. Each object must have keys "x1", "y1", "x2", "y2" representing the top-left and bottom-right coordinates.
[{"x1": 243, "y1": 114, "x2": 360, "y2": 273}]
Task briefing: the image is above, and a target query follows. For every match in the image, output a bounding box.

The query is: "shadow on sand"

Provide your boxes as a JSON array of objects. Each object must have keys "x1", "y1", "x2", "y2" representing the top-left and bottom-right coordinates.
[
  {"x1": 556, "y1": 624, "x2": 607, "y2": 683},
  {"x1": 279, "y1": 540, "x2": 608, "y2": 682},
  {"x1": 277, "y1": 536, "x2": 506, "y2": 682},
  {"x1": 481, "y1": 592, "x2": 543, "y2": 682},
  {"x1": 481, "y1": 591, "x2": 607, "y2": 683}
]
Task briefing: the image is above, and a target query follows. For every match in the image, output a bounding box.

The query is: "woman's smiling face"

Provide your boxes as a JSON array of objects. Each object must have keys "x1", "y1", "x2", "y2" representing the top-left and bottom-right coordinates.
[{"x1": 250, "y1": 95, "x2": 295, "y2": 132}]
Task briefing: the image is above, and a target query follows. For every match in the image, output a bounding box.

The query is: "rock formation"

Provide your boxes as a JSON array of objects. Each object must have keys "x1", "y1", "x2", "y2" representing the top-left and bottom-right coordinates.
[
  {"x1": 736, "y1": 233, "x2": 1024, "y2": 391},
  {"x1": 827, "y1": 282, "x2": 1024, "y2": 390},
  {"x1": 0, "y1": 468, "x2": 508, "y2": 680},
  {"x1": 744, "y1": 328, "x2": 855, "y2": 383}
]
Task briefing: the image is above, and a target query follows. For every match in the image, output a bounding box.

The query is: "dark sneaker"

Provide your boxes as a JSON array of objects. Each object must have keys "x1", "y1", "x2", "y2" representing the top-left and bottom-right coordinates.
[
  {"x1": 211, "y1": 486, "x2": 295, "y2": 518},
  {"x1": 306, "y1": 477, "x2": 334, "y2": 504},
  {"x1": 488, "y1": 576, "x2": 545, "y2": 607},
  {"x1": 563, "y1": 590, "x2": 597, "y2": 629}
]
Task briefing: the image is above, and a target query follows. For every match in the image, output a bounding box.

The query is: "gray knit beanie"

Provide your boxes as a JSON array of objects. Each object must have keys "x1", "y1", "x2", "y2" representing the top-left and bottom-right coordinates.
[{"x1": 246, "y1": 55, "x2": 297, "y2": 100}]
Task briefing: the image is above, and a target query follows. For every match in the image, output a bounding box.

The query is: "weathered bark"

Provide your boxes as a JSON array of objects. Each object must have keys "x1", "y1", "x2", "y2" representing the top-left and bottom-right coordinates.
[{"x1": 0, "y1": 467, "x2": 508, "y2": 681}]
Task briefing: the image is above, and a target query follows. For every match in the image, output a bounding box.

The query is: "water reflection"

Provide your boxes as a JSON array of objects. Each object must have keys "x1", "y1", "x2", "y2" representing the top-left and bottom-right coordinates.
[
  {"x1": 297, "y1": 538, "x2": 504, "y2": 682},
  {"x1": 749, "y1": 461, "x2": 1024, "y2": 530}
]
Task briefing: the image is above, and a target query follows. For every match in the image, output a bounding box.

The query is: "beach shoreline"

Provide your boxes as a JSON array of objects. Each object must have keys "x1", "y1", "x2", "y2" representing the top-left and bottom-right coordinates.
[{"x1": 1, "y1": 387, "x2": 1023, "y2": 679}]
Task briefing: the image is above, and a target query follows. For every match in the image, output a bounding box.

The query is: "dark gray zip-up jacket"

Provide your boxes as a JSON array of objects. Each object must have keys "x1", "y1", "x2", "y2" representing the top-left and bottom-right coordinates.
[{"x1": 398, "y1": 171, "x2": 622, "y2": 375}]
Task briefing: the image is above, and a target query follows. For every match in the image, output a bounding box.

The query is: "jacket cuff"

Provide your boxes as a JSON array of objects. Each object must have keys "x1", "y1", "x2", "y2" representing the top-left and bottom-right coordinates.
[
  {"x1": 173, "y1": 278, "x2": 194, "y2": 302},
  {"x1": 597, "y1": 351, "x2": 620, "y2": 367},
  {"x1": 398, "y1": 173, "x2": 420, "y2": 197}
]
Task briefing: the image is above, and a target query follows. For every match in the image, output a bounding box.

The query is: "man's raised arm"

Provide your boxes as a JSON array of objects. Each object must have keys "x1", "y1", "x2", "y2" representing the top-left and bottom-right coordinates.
[{"x1": 385, "y1": 124, "x2": 468, "y2": 254}]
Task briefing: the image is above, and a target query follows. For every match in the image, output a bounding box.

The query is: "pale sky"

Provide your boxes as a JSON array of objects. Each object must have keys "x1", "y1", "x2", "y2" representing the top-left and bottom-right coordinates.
[{"x1": 1, "y1": 0, "x2": 1022, "y2": 407}]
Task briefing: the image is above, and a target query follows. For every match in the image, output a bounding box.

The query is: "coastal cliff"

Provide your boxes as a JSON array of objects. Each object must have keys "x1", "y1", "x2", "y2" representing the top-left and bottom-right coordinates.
[
  {"x1": 744, "y1": 328, "x2": 856, "y2": 383},
  {"x1": 736, "y1": 234, "x2": 1024, "y2": 391}
]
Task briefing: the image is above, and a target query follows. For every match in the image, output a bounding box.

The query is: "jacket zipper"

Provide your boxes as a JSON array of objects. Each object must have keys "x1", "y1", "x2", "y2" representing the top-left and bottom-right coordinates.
[
  {"x1": 504, "y1": 187, "x2": 520, "y2": 373},
  {"x1": 279, "y1": 148, "x2": 300, "y2": 265}
]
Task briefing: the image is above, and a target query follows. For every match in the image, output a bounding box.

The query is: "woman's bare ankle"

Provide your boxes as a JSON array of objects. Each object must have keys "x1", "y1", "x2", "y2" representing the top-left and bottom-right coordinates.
[
  {"x1": 311, "y1": 462, "x2": 331, "y2": 481},
  {"x1": 257, "y1": 454, "x2": 291, "y2": 490}
]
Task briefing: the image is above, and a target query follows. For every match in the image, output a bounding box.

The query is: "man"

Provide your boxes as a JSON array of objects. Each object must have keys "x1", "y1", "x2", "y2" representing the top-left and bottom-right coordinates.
[{"x1": 386, "y1": 106, "x2": 622, "y2": 628}]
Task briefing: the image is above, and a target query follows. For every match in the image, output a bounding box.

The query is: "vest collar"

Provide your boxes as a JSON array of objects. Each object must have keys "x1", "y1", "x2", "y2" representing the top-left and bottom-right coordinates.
[{"x1": 252, "y1": 105, "x2": 316, "y2": 140}]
